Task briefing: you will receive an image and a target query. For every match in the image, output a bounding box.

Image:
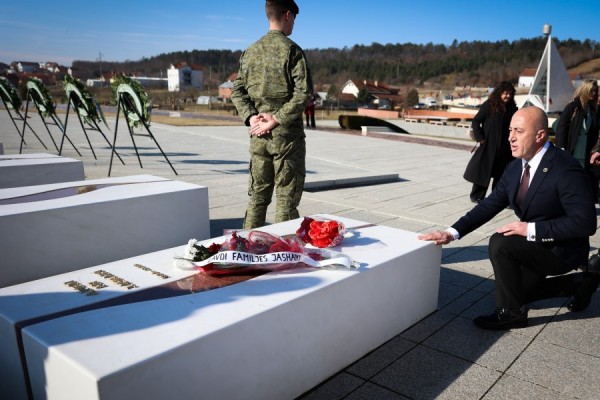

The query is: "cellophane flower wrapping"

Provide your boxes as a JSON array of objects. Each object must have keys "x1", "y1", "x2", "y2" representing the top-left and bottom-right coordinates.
[
  {"x1": 177, "y1": 218, "x2": 355, "y2": 276},
  {"x1": 181, "y1": 231, "x2": 326, "y2": 276},
  {"x1": 296, "y1": 216, "x2": 345, "y2": 248}
]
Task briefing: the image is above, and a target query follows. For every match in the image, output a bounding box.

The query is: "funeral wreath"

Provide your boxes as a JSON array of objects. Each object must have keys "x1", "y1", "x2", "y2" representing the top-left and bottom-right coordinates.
[
  {"x1": 26, "y1": 77, "x2": 56, "y2": 118},
  {"x1": 111, "y1": 74, "x2": 151, "y2": 128},
  {"x1": 64, "y1": 74, "x2": 107, "y2": 127},
  {"x1": 0, "y1": 76, "x2": 22, "y2": 110}
]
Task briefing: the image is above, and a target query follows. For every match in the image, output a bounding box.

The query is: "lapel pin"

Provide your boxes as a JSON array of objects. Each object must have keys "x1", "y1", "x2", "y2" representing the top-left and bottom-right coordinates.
[{"x1": 543, "y1": 168, "x2": 548, "y2": 172}]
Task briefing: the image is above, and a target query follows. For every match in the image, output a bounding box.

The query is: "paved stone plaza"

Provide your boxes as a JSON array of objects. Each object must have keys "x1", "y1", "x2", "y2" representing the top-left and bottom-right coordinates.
[{"x1": 1, "y1": 109, "x2": 599, "y2": 399}]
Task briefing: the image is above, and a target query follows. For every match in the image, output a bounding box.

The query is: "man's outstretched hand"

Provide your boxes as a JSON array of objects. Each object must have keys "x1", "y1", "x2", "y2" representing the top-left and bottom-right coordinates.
[{"x1": 417, "y1": 230, "x2": 454, "y2": 245}]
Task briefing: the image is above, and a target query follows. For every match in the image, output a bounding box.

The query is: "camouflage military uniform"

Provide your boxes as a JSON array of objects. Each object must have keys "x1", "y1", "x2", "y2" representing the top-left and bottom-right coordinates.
[{"x1": 232, "y1": 30, "x2": 313, "y2": 229}]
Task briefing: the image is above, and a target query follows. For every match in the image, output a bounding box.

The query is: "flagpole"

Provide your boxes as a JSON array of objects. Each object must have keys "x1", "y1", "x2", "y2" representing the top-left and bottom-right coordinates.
[{"x1": 544, "y1": 24, "x2": 552, "y2": 112}]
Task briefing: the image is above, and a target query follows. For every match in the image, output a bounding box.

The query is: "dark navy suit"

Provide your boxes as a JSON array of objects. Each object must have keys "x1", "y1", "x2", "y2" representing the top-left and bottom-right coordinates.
[{"x1": 452, "y1": 143, "x2": 597, "y2": 309}]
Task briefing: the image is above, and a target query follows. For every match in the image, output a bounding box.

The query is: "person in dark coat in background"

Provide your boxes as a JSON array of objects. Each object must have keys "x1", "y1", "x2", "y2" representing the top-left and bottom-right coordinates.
[
  {"x1": 555, "y1": 79, "x2": 600, "y2": 200},
  {"x1": 304, "y1": 94, "x2": 316, "y2": 128},
  {"x1": 464, "y1": 81, "x2": 518, "y2": 203}
]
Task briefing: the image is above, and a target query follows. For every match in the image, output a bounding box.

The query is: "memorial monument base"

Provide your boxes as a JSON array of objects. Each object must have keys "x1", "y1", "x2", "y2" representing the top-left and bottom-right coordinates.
[{"x1": 19, "y1": 216, "x2": 441, "y2": 400}]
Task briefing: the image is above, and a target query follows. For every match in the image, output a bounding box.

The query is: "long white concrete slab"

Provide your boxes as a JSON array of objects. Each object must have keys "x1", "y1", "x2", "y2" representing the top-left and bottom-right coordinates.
[
  {"x1": 0, "y1": 153, "x2": 84, "y2": 188},
  {"x1": 18, "y1": 215, "x2": 441, "y2": 400},
  {"x1": 0, "y1": 174, "x2": 210, "y2": 288}
]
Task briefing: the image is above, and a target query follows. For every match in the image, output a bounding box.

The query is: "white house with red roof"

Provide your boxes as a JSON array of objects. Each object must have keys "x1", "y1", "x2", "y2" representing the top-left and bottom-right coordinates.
[
  {"x1": 167, "y1": 62, "x2": 204, "y2": 92},
  {"x1": 340, "y1": 79, "x2": 403, "y2": 108}
]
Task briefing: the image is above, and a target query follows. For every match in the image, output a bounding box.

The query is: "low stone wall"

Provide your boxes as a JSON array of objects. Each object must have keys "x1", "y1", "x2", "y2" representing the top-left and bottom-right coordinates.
[
  {"x1": 403, "y1": 109, "x2": 475, "y2": 120},
  {"x1": 389, "y1": 119, "x2": 472, "y2": 140},
  {"x1": 357, "y1": 108, "x2": 399, "y2": 119}
]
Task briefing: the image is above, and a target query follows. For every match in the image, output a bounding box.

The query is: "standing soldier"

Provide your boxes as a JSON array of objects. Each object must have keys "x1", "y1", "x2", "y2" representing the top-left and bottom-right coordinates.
[{"x1": 232, "y1": 0, "x2": 313, "y2": 229}]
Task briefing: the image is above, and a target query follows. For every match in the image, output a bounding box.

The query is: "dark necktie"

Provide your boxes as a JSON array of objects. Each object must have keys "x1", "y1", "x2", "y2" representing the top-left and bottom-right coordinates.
[{"x1": 516, "y1": 163, "x2": 530, "y2": 209}]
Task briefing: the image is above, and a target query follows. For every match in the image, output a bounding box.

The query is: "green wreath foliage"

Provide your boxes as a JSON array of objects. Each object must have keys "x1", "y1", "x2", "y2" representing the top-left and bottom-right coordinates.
[
  {"x1": 26, "y1": 77, "x2": 56, "y2": 118},
  {"x1": 0, "y1": 76, "x2": 22, "y2": 110},
  {"x1": 63, "y1": 74, "x2": 107, "y2": 127},
  {"x1": 111, "y1": 75, "x2": 151, "y2": 128}
]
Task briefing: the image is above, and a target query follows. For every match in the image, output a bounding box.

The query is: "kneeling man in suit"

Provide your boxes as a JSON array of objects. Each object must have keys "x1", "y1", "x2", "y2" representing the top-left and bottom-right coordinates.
[{"x1": 419, "y1": 106, "x2": 600, "y2": 330}]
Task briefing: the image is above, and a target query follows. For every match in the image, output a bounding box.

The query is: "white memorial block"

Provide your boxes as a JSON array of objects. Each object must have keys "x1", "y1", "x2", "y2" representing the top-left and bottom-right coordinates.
[
  {"x1": 0, "y1": 174, "x2": 210, "y2": 288},
  {"x1": 0, "y1": 153, "x2": 85, "y2": 189},
  {"x1": 0, "y1": 246, "x2": 215, "y2": 400},
  {"x1": 19, "y1": 215, "x2": 441, "y2": 400}
]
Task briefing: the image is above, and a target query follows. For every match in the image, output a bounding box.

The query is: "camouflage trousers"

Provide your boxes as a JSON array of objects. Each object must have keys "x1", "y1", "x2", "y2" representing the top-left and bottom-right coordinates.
[{"x1": 244, "y1": 133, "x2": 306, "y2": 229}]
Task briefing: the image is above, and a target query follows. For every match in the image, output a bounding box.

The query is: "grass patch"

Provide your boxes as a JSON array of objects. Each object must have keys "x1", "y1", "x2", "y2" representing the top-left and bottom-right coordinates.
[{"x1": 150, "y1": 115, "x2": 244, "y2": 126}]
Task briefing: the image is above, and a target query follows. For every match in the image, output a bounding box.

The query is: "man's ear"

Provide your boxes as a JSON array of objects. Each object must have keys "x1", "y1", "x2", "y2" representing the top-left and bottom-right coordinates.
[{"x1": 536, "y1": 129, "x2": 547, "y2": 142}]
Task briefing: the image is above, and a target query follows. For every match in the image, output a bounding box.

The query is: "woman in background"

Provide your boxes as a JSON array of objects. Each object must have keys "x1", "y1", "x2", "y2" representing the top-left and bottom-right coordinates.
[
  {"x1": 464, "y1": 81, "x2": 517, "y2": 203},
  {"x1": 555, "y1": 79, "x2": 599, "y2": 200}
]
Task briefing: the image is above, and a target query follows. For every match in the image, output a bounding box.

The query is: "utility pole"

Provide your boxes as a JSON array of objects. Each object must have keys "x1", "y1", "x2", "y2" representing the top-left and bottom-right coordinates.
[{"x1": 97, "y1": 51, "x2": 103, "y2": 86}]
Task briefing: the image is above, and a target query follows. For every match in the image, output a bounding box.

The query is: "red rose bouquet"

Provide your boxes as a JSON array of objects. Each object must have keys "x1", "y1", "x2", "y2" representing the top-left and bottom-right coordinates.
[{"x1": 296, "y1": 217, "x2": 345, "y2": 248}]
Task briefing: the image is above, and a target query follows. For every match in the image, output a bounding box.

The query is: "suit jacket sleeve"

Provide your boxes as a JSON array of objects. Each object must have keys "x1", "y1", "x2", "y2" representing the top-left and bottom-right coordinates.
[
  {"x1": 231, "y1": 51, "x2": 258, "y2": 126},
  {"x1": 451, "y1": 164, "x2": 512, "y2": 237}
]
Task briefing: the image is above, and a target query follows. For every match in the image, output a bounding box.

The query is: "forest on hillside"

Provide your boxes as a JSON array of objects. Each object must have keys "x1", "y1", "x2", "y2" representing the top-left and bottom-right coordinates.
[{"x1": 71, "y1": 37, "x2": 600, "y2": 90}]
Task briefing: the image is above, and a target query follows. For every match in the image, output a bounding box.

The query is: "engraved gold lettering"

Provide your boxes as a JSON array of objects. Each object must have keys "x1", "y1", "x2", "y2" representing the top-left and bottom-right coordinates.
[
  {"x1": 89, "y1": 281, "x2": 108, "y2": 289},
  {"x1": 64, "y1": 280, "x2": 98, "y2": 296},
  {"x1": 133, "y1": 263, "x2": 170, "y2": 279},
  {"x1": 94, "y1": 270, "x2": 138, "y2": 289}
]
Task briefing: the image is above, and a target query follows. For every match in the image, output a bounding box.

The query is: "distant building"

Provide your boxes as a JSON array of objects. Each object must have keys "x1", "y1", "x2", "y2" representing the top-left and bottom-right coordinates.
[
  {"x1": 340, "y1": 79, "x2": 403, "y2": 108},
  {"x1": 315, "y1": 91, "x2": 327, "y2": 106},
  {"x1": 168, "y1": 62, "x2": 204, "y2": 92},
  {"x1": 11, "y1": 61, "x2": 40, "y2": 73},
  {"x1": 86, "y1": 78, "x2": 106, "y2": 87},
  {"x1": 43, "y1": 62, "x2": 67, "y2": 73},
  {"x1": 219, "y1": 81, "x2": 234, "y2": 101},
  {"x1": 218, "y1": 72, "x2": 237, "y2": 101},
  {"x1": 197, "y1": 96, "x2": 219, "y2": 105},
  {"x1": 103, "y1": 75, "x2": 167, "y2": 89},
  {"x1": 518, "y1": 68, "x2": 537, "y2": 87},
  {"x1": 133, "y1": 76, "x2": 168, "y2": 89}
]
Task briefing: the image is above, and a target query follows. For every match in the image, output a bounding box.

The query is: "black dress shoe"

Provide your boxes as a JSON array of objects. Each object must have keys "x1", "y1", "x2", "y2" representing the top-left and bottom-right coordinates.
[
  {"x1": 567, "y1": 273, "x2": 600, "y2": 312},
  {"x1": 473, "y1": 307, "x2": 528, "y2": 330},
  {"x1": 587, "y1": 251, "x2": 600, "y2": 274}
]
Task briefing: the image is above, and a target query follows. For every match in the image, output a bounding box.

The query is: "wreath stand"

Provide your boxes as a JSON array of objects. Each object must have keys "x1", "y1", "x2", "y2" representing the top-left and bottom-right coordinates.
[
  {"x1": 0, "y1": 80, "x2": 48, "y2": 152},
  {"x1": 21, "y1": 80, "x2": 81, "y2": 156},
  {"x1": 109, "y1": 86, "x2": 177, "y2": 176},
  {"x1": 62, "y1": 84, "x2": 125, "y2": 165}
]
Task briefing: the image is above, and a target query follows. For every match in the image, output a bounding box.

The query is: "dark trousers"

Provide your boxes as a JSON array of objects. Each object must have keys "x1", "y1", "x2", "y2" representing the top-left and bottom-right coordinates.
[
  {"x1": 488, "y1": 233, "x2": 578, "y2": 310},
  {"x1": 470, "y1": 178, "x2": 499, "y2": 201},
  {"x1": 305, "y1": 114, "x2": 315, "y2": 128},
  {"x1": 586, "y1": 167, "x2": 600, "y2": 201}
]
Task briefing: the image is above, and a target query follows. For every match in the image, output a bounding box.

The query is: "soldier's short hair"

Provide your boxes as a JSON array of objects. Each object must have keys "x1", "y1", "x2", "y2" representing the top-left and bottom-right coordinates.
[{"x1": 266, "y1": 0, "x2": 299, "y2": 19}]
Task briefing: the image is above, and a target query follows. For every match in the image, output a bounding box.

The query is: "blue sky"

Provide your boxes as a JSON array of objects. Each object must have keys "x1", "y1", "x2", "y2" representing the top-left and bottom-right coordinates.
[{"x1": 2, "y1": 0, "x2": 599, "y2": 66}]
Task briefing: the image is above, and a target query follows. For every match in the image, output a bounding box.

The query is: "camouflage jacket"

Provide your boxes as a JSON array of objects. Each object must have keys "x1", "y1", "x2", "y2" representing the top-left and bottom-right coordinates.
[{"x1": 232, "y1": 30, "x2": 313, "y2": 136}]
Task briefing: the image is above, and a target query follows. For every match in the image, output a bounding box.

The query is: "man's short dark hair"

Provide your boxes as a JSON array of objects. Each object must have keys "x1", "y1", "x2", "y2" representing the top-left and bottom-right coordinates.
[{"x1": 266, "y1": 0, "x2": 299, "y2": 17}]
